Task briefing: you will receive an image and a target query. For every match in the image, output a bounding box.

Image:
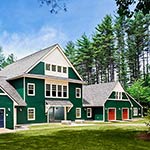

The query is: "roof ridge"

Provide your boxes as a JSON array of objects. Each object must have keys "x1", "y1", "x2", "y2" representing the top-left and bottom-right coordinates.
[{"x1": 10, "y1": 43, "x2": 58, "y2": 65}]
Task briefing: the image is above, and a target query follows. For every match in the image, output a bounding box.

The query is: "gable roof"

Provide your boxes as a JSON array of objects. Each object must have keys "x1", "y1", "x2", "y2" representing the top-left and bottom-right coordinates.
[
  {"x1": 0, "y1": 77, "x2": 26, "y2": 106},
  {"x1": 0, "y1": 44, "x2": 57, "y2": 79},
  {"x1": 83, "y1": 82, "x2": 118, "y2": 107},
  {"x1": 0, "y1": 44, "x2": 83, "y2": 81}
]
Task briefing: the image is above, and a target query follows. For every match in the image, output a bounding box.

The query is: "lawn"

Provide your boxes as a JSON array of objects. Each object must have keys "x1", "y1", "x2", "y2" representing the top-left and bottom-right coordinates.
[{"x1": 0, "y1": 123, "x2": 149, "y2": 150}]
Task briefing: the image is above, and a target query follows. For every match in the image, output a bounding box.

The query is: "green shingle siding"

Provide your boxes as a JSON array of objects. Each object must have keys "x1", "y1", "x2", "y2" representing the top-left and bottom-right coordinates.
[
  {"x1": 105, "y1": 100, "x2": 132, "y2": 121},
  {"x1": 0, "y1": 95, "x2": 14, "y2": 129},
  {"x1": 29, "y1": 62, "x2": 45, "y2": 75}
]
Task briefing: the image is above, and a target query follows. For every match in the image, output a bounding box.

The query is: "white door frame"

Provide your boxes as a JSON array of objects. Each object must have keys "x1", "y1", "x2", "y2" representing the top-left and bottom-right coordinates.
[{"x1": 0, "y1": 108, "x2": 5, "y2": 128}]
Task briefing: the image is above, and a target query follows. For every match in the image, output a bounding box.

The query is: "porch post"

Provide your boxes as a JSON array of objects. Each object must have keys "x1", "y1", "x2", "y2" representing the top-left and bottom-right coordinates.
[{"x1": 64, "y1": 106, "x2": 67, "y2": 120}]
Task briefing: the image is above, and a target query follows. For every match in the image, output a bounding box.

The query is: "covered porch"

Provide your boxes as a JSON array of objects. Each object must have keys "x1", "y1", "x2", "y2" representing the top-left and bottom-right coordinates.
[{"x1": 45, "y1": 100, "x2": 73, "y2": 122}]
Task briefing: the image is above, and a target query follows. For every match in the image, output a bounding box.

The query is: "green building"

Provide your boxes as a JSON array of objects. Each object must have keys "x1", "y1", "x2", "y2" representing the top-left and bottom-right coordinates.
[{"x1": 0, "y1": 44, "x2": 143, "y2": 129}]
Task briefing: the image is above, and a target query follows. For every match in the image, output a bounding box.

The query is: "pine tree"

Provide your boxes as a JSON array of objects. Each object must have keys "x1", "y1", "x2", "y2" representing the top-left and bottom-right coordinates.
[
  {"x1": 114, "y1": 16, "x2": 128, "y2": 88},
  {"x1": 76, "y1": 34, "x2": 94, "y2": 84},
  {"x1": 64, "y1": 41, "x2": 77, "y2": 66},
  {"x1": 93, "y1": 15, "x2": 115, "y2": 83}
]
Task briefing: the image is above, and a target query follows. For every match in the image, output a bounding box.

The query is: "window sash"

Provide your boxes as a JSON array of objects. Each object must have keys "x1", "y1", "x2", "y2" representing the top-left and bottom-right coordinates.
[
  {"x1": 133, "y1": 108, "x2": 138, "y2": 116},
  {"x1": 52, "y1": 85, "x2": 56, "y2": 97},
  {"x1": 63, "y1": 86, "x2": 67, "y2": 97},
  {"x1": 87, "y1": 108, "x2": 92, "y2": 118},
  {"x1": 28, "y1": 108, "x2": 35, "y2": 120},
  {"x1": 76, "y1": 88, "x2": 81, "y2": 98},
  {"x1": 63, "y1": 67, "x2": 67, "y2": 73},
  {"x1": 76, "y1": 108, "x2": 81, "y2": 118},
  {"x1": 52, "y1": 65, "x2": 56, "y2": 72},
  {"x1": 27, "y1": 83, "x2": 35, "y2": 96},
  {"x1": 57, "y1": 66, "x2": 62, "y2": 73},
  {"x1": 46, "y1": 64, "x2": 50, "y2": 71},
  {"x1": 58, "y1": 85, "x2": 62, "y2": 97},
  {"x1": 46, "y1": 84, "x2": 51, "y2": 97}
]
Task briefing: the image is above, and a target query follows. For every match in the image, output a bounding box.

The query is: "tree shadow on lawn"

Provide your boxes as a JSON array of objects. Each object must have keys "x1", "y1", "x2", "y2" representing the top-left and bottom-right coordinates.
[{"x1": 0, "y1": 128, "x2": 149, "y2": 150}]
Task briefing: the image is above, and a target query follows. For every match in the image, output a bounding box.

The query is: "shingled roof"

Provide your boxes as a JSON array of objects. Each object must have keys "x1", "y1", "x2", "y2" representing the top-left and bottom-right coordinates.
[
  {"x1": 83, "y1": 82, "x2": 118, "y2": 107},
  {"x1": 0, "y1": 77, "x2": 26, "y2": 106},
  {"x1": 0, "y1": 44, "x2": 57, "y2": 79}
]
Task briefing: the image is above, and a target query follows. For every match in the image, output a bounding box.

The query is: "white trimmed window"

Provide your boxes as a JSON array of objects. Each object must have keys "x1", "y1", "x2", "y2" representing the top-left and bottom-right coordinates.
[
  {"x1": 76, "y1": 108, "x2": 81, "y2": 118},
  {"x1": 133, "y1": 107, "x2": 138, "y2": 116},
  {"x1": 63, "y1": 86, "x2": 67, "y2": 97},
  {"x1": 46, "y1": 63, "x2": 50, "y2": 71},
  {"x1": 57, "y1": 66, "x2": 62, "y2": 73},
  {"x1": 76, "y1": 88, "x2": 81, "y2": 98},
  {"x1": 28, "y1": 108, "x2": 35, "y2": 120},
  {"x1": 52, "y1": 65, "x2": 56, "y2": 72},
  {"x1": 27, "y1": 83, "x2": 35, "y2": 96},
  {"x1": 63, "y1": 67, "x2": 67, "y2": 73},
  {"x1": 46, "y1": 84, "x2": 51, "y2": 97},
  {"x1": 87, "y1": 108, "x2": 92, "y2": 118},
  {"x1": 52, "y1": 85, "x2": 57, "y2": 97},
  {"x1": 58, "y1": 85, "x2": 62, "y2": 97},
  {"x1": 115, "y1": 92, "x2": 122, "y2": 99}
]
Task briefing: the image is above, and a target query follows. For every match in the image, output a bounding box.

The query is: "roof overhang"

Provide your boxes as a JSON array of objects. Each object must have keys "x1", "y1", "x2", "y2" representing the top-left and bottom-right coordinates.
[
  {"x1": 8, "y1": 73, "x2": 86, "y2": 84},
  {"x1": 45, "y1": 100, "x2": 73, "y2": 107}
]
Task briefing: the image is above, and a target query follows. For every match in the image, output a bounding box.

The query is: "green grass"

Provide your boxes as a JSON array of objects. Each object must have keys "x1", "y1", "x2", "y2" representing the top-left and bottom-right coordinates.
[{"x1": 0, "y1": 124, "x2": 149, "y2": 150}]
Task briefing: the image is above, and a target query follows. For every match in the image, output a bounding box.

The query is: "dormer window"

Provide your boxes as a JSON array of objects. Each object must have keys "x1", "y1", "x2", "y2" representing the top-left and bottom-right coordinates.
[{"x1": 115, "y1": 92, "x2": 122, "y2": 99}]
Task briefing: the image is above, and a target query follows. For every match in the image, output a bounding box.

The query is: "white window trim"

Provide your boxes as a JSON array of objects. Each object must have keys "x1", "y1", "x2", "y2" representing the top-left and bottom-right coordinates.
[
  {"x1": 133, "y1": 107, "x2": 138, "y2": 116},
  {"x1": 115, "y1": 92, "x2": 122, "y2": 100},
  {"x1": 76, "y1": 88, "x2": 81, "y2": 98},
  {"x1": 87, "y1": 108, "x2": 92, "y2": 118},
  {"x1": 27, "y1": 108, "x2": 35, "y2": 121},
  {"x1": 45, "y1": 84, "x2": 51, "y2": 97},
  {"x1": 27, "y1": 83, "x2": 35, "y2": 96},
  {"x1": 0, "y1": 108, "x2": 6, "y2": 128},
  {"x1": 45, "y1": 83, "x2": 68, "y2": 98},
  {"x1": 76, "y1": 108, "x2": 81, "y2": 118}
]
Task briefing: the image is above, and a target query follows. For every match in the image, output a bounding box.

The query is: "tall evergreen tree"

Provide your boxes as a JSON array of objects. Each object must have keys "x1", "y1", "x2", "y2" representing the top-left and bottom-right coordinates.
[
  {"x1": 93, "y1": 15, "x2": 115, "y2": 83},
  {"x1": 114, "y1": 16, "x2": 128, "y2": 88},
  {"x1": 76, "y1": 34, "x2": 94, "y2": 84},
  {"x1": 64, "y1": 41, "x2": 77, "y2": 66}
]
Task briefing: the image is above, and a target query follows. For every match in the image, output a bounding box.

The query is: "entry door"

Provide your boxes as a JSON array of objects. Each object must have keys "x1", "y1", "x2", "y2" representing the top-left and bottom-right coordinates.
[
  {"x1": 0, "y1": 109, "x2": 4, "y2": 128},
  {"x1": 49, "y1": 107, "x2": 55, "y2": 122},
  {"x1": 122, "y1": 109, "x2": 128, "y2": 120},
  {"x1": 108, "y1": 109, "x2": 115, "y2": 121}
]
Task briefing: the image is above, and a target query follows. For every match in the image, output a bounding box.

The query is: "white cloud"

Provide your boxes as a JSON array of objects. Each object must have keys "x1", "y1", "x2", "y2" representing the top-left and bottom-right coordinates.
[{"x1": 0, "y1": 25, "x2": 68, "y2": 59}]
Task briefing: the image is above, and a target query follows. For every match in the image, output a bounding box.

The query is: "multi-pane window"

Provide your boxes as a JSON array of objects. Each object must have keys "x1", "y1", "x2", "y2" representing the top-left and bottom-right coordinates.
[
  {"x1": 133, "y1": 107, "x2": 138, "y2": 116},
  {"x1": 58, "y1": 85, "x2": 62, "y2": 97},
  {"x1": 52, "y1": 65, "x2": 56, "y2": 72},
  {"x1": 87, "y1": 108, "x2": 92, "y2": 118},
  {"x1": 28, "y1": 108, "x2": 35, "y2": 120},
  {"x1": 45, "y1": 63, "x2": 67, "y2": 74},
  {"x1": 52, "y1": 85, "x2": 57, "y2": 97},
  {"x1": 76, "y1": 108, "x2": 81, "y2": 118},
  {"x1": 57, "y1": 66, "x2": 62, "y2": 73},
  {"x1": 46, "y1": 84, "x2": 51, "y2": 97},
  {"x1": 115, "y1": 92, "x2": 122, "y2": 99},
  {"x1": 27, "y1": 83, "x2": 35, "y2": 96},
  {"x1": 63, "y1": 86, "x2": 67, "y2": 97},
  {"x1": 46, "y1": 64, "x2": 50, "y2": 71},
  {"x1": 76, "y1": 88, "x2": 81, "y2": 98},
  {"x1": 63, "y1": 67, "x2": 67, "y2": 73}
]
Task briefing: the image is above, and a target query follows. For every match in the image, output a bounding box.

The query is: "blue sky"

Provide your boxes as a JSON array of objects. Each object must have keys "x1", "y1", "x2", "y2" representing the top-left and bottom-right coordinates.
[{"x1": 0, "y1": 0, "x2": 116, "y2": 59}]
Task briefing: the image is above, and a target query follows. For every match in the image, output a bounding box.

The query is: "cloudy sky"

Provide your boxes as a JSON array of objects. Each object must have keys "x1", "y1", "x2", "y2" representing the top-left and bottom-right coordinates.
[{"x1": 0, "y1": 0, "x2": 116, "y2": 59}]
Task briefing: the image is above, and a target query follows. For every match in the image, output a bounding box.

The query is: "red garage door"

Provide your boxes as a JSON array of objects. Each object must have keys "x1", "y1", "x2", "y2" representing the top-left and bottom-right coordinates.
[
  {"x1": 108, "y1": 109, "x2": 115, "y2": 121},
  {"x1": 122, "y1": 109, "x2": 128, "y2": 120}
]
